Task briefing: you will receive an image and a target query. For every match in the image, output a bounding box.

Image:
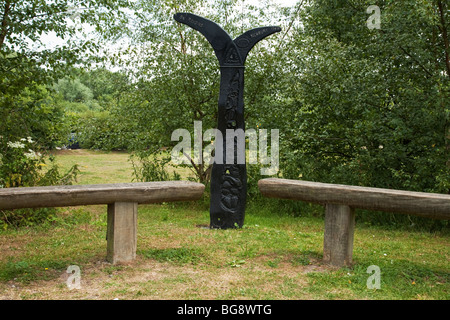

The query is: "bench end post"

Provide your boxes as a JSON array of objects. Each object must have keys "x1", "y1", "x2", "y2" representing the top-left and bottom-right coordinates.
[
  {"x1": 323, "y1": 204, "x2": 355, "y2": 267},
  {"x1": 107, "y1": 202, "x2": 138, "y2": 264}
]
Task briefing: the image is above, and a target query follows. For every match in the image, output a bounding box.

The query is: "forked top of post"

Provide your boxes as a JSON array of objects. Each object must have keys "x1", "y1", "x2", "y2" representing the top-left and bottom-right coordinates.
[{"x1": 174, "y1": 12, "x2": 281, "y2": 66}]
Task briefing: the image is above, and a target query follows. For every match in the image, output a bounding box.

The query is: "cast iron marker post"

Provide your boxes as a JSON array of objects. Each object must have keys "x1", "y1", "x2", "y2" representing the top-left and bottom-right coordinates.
[{"x1": 174, "y1": 12, "x2": 281, "y2": 229}]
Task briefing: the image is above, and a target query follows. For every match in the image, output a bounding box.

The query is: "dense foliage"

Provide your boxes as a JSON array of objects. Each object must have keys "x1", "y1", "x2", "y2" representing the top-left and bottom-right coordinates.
[
  {"x1": 280, "y1": 0, "x2": 450, "y2": 195},
  {"x1": 0, "y1": 0, "x2": 130, "y2": 227},
  {"x1": 0, "y1": 0, "x2": 131, "y2": 146}
]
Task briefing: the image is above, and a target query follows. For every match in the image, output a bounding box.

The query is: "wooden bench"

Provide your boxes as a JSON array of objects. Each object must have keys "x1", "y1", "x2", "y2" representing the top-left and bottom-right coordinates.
[
  {"x1": 258, "y1": 178, "x2": 450, "y2": 267},
  {"x1": 0, "y1": 181, "x2": 205, "y2": 264}
]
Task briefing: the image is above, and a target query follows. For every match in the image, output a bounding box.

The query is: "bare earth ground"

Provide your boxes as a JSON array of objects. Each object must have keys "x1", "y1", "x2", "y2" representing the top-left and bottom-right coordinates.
[{"x1": 0, "y1": 255, "x2": 332, "y2": 300}]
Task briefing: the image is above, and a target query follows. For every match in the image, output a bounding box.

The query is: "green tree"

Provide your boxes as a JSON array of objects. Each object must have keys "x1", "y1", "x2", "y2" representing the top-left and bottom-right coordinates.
[
  {"x1": 71, "y1": 68, "x2": 131, "y2": 150},
  {"x1": 79, "y1": 67, "x2": 130, "y2": 108},
  {"x1": 0, "y1": 0, "x2": 132, "y2": 145},
  {"x1": 279, "y1": 0, "x2": 449, "y2": 195},
  {"x1": 116, "y1": 0, "x2": 288, "y2": 183},
  {"x1": 0, "y1": 1, "x2": 131, "y2": 227},
  {"x1": 0, "y1": 83, "x2": 70, "y2": 148},
  {"x1": 54, "y1": 77, "x2": 94, "y2": 103}
]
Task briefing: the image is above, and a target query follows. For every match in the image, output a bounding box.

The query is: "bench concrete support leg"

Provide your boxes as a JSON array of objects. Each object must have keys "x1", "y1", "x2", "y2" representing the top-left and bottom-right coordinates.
[
  {"x1": 323, "y1": 204, "x2": 355, "y2": 267},
  {"x1": 106, "y1": 202, "x2": 138, "y2": 264}
]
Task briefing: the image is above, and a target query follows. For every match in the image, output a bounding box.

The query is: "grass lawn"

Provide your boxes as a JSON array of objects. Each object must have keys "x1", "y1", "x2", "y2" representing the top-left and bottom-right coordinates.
[{"x1": 0, "y1": 150, "x2": 448, "y2": 300}]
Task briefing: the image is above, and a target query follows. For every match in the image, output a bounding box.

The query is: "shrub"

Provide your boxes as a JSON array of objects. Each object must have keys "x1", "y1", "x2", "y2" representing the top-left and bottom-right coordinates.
[
  {"x1": 130, "y1": 152, "x2": 181, "y2": 182},
  {"x1": 0, "y1": 136, "x2": 79, "y2": 229}
]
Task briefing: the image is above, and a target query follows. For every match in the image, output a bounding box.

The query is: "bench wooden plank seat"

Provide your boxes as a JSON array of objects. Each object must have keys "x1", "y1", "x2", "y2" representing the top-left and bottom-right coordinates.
[
  {"x1": 0, "y1": 181, "x2": 205, "y2": 264},
  {"x1": 0, "y1": 181, "x2": 205, "y2": 210},
  {"x1": 258, "y1": 178, "x2": 450, "y2": 267}
]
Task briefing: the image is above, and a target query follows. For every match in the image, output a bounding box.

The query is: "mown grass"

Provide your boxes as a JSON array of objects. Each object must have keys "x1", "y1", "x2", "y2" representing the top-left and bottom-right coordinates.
[
  {"x1": 48, "y1": 149, "x2": 134, "y2": 184},
  {"x1": 0, "y1": 150, "x2": 448, "y2": 300}
]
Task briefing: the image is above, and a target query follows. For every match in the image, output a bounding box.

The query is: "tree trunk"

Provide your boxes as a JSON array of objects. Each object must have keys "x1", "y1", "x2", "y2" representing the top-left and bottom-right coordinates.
[{"x1": 0, "y1": 0, "x2": 11, "y2": 50}]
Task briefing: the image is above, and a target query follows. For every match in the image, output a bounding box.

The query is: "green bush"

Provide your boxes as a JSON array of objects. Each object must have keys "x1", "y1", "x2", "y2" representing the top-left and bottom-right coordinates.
[
  {"x1": 73, "y1": 110, "x2": 129, "y2": 151},
  {"x1": 0, "y1": 84, "x2": 71, "y2": 150},
  {"x1": 130, "y1": 152, "x2": 181, "y2": 182},
  {"x1": 0, "y1": 136, "x2": 79, "y2": 229}
]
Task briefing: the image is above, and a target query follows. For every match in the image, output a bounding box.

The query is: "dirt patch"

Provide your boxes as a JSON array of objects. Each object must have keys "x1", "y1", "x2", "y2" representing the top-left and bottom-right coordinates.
[
  {"x1": 0, "y1": 243, "x2": 22, "y2": 261},
  {"x1": 0, "y1": 257, "x2": 239, "y2": 300},
  {"x1": 0, "y1": 253, "x2": 331, "y2": 300}
]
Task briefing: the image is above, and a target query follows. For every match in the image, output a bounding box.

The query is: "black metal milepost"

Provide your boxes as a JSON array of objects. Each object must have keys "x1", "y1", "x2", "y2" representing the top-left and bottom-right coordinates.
[{"x1": 174, "y1": 12, "x2": 281, "y2": 229}]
